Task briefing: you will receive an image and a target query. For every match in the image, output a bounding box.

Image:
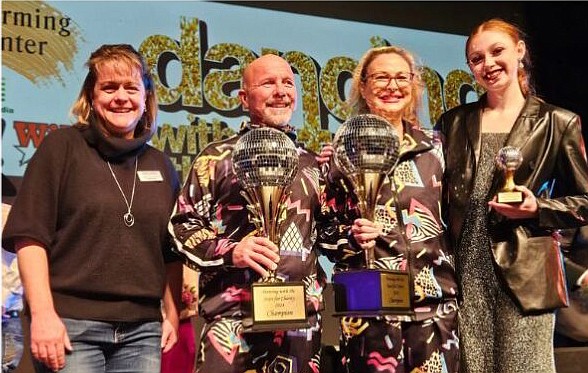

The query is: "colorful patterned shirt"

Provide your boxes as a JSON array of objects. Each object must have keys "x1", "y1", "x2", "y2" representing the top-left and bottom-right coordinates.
[
  {"x1": 318, "y1": 122, "x2": 458, "y2": 321},
  {"x1": 170, "y1": 122, "x2": 327, "y2": 322}
]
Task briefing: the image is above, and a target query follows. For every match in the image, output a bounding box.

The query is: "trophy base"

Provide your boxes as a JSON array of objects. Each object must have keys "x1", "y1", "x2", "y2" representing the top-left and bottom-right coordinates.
[
  {"x1": 248, "y1": 281, "x2": 308, "y2": 331},
  {"x1": 497, "y1": 191, "x2": 523, "y2": 204},
  {"x1": 333, "y1": 269, "x2": 413, "y2": 317},
  {"x1": 242, "y1": 317, "x2": 310, "y2": 332}
]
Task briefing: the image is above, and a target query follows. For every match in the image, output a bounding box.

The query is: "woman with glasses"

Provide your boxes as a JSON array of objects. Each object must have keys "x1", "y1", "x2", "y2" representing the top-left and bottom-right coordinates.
[
  {"x1": 318, "y1": 46, "x2": 460, "y2": 373},
  {"x1": 435, "y1": 19, "x2": 588, "y2": 372}
]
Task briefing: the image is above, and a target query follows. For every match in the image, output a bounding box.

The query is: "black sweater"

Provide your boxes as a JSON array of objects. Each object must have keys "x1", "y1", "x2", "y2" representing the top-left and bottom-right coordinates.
[{"x1": 3, "y1": 120, "x2": 180, "y2": 322}]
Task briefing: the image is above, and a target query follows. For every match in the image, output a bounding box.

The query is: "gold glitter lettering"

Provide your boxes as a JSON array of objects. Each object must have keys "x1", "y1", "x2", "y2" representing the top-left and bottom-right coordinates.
[
  {"x1": 140, "y1": 17, "x2": 203, "y2": 108},
  {"x1": 203, "y1": 43, "x2": 256, "y2": 111},
  {"x1": 282, "y1": 51, "x2": 330, "y2": 152},
  {"x1": 444, "y1": 69, "x2": 484, "y2": 111},
  {"x1": 421, "y1": 66, "x2": 444, "y2": 124},
  {"x1": 320, "y1": 56, "x2": 356, "y2": 121}
]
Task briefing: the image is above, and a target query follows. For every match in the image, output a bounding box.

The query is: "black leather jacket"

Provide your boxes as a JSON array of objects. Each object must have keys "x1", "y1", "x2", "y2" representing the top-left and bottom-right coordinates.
[{"x1": 435, "y1": 94, "x2": 588, "y2": 255}]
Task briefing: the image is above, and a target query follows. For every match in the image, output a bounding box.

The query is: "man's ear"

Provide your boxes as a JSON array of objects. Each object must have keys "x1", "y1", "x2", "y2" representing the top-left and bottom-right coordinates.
[{"x1": 238, "y1": 89, "x2": 248, "y2": 109}]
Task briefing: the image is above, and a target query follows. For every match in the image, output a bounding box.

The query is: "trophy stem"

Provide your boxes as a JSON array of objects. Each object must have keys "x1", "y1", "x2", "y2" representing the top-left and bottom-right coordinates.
[
  {"x1": 504, "y1": 169, "x2": 516, "y2": 191},
  {"x1": 355, "y1": 172, "x2": 382, "y2": 270},
  {"x1": 365, "y1": 250, "x2": 375, "y2": 269},
  {"x1": 252, "y1": 185, "x2": 287, "y2": 282},
  {"x1": 253, "y1": 186, "x2": 286, "y2": 243},
  {"x1": 362, "y1": 207, "x2": 376, "y2": 270}
]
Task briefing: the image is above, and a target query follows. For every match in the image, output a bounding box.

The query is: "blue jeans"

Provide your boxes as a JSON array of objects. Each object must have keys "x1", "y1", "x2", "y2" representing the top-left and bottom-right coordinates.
[
  {"x1": 2, "y1": 316, "x2": 24, "y2": 373},
  {"x1": 33, "y1": 318, "x2": 162, "y2": 373}
]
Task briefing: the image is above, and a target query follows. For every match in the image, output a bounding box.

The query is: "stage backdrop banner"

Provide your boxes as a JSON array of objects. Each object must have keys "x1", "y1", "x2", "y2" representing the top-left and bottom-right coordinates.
[{"x1": 1, "y1": 0, "x2": 481, "y2": 178}]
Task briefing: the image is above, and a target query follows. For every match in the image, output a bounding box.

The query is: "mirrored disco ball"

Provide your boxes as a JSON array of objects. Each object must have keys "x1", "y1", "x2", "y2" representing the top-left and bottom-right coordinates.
[
  {"x1": 232, "y1": 127, "x2": 299, "y2": 188},
  {"x1": 496, "y1": 146, "x2": 523, "y2": 171},
  {"x1": 333, "y1": 114, "x2": 400, "y2": 175}
]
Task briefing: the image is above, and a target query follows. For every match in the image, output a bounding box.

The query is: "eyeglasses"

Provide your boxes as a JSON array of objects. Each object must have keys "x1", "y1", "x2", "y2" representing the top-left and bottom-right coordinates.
[{"x1": 365, "y1": 72, "x2": 414, "y2": 88}]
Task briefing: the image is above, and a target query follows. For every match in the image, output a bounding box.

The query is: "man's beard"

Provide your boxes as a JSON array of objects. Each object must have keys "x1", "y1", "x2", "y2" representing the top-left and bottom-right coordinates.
[{"x1": 262, "y1": 109, "x2": 293, "y2": 128}]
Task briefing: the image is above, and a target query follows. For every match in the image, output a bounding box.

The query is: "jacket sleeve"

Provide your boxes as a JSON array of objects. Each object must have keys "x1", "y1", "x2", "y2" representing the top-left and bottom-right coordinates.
[
  {"x1": 169, "y1": 152, "x2": 237, "y2": 272},
  {"x1": 536, "y1": 114, "x2": 588, "y2": 229},
  {"x1": 315, "y1": 160, "x2": 364, "y2": 264}
]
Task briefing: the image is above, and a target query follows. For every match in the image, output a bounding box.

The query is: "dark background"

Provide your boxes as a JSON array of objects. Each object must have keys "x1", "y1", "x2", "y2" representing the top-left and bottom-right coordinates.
[{"x1": 224, "y1": 1, "x2": 588, "y2": 144}]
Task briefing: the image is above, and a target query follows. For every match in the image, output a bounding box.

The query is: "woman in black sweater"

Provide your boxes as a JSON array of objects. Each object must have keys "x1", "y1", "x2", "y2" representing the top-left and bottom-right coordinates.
[{"x1": 3, "y1": 44, "x2": 182, "y2": 373}]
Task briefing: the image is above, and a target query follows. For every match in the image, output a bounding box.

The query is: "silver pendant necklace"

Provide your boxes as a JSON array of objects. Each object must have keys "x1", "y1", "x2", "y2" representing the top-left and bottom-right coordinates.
[{"x1": 107, "y1": 157, "x2": 138, "y2": 227}]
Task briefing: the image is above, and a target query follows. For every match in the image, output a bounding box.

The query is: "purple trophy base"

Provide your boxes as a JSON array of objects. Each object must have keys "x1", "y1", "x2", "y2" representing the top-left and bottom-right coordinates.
[{"x1": 333, "y1": 269, "x2": 413, "y2": 317}]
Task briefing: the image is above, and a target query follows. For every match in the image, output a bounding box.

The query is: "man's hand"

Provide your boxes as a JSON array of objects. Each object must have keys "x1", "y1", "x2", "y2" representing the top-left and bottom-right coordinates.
[{"x1": 232, "y1": 236, "x2": 280, "y2": 277}]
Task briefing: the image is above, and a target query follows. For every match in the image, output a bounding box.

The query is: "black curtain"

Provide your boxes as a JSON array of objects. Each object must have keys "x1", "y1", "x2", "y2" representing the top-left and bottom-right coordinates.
[{"x1": 524, "y1": 2, "x2": 588, "y2": 145}]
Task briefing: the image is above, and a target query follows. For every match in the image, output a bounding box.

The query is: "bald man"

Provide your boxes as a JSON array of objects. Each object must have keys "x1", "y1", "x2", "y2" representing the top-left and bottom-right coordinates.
[{"x1": 169, "y1": 54, "x2": 327, "y2": 373}]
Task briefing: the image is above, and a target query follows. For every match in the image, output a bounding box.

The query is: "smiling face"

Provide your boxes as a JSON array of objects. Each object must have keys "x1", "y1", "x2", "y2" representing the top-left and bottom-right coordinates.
[
  {"x1": 466, "y1": 29, "x2": 525, "y2": 94},
  {"x1": 359, "y1": 52, "x2": 413, "y2": 125},
  {"x1": 239, "y1": 54, "x2": 297, "y2": 128},
  {"x1": 92, "y1": 61, "x2": 146, "y2": 139}
]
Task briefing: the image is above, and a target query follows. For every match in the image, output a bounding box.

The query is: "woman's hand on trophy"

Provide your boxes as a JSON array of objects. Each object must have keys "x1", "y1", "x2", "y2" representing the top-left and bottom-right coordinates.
[
  {"x1": 316, "y1": 143, "x2": 334, "y2": 165},
  {"x1": 488, "y1": 185, "x2": 539, "y2": 219},
  {"x1": 351, "y1": 218, "x2": 383, "y2": 251},
  {"x1": 233, "y1": 236, "x2": 280, "y2": 277}
]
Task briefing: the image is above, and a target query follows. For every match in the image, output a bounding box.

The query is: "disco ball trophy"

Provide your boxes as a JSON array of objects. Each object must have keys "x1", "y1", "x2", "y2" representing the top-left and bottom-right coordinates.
[
  {"x1": 495, "y1": 146, "x2": 524, "y2": 204},
  {"x1": 332, "y1": 114, "x2": 413, "y2": 316},
  {"x1": 232, "y1": 127, "x2": 307, "y2": 331}
]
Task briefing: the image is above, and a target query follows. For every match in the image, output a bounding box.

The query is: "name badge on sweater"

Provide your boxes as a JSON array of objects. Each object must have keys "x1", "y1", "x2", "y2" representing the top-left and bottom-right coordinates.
[{"x1": 138, "y1": 170, "x2": 163, "y2": 182}]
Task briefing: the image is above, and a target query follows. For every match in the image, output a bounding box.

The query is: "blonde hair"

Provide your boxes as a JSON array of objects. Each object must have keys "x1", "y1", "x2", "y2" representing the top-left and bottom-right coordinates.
[
  {"x1": 70, "y1": 44, "x2": 158, "y2": 137},
  {"x1": 466, "y1": 18, "x2": 534, "y2": 97},
  {"x1": 347, "y1": 46, "x2": 424, "y2": 126}
]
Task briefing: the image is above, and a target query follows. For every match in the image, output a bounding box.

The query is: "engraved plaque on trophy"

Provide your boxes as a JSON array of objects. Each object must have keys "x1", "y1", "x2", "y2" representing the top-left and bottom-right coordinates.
[
  {"x1": 495, "y1": 146, "x2": 524, "y2": 204},
  {"x1": 232, "y1": 127, "x2": 308, "y2": 331},
  {"x1": 331, "y1": 114, "x2": 413, "y2": 316}
]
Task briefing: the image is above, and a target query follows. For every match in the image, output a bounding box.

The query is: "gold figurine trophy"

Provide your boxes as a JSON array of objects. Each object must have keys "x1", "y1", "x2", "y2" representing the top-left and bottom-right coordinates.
[
  {"x1": 232, "y1": 127, "x2": 307, "y2": 331},
  {"x1": 332, "y1": 114, "x2": 413, "y2": 316},
  {"x1": 495, "y1": 146, "x2": 524, "y2": 204}
]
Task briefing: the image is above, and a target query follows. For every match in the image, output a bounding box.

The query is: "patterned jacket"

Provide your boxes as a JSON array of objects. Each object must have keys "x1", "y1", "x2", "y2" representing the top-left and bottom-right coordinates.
[
  {"x1": 170, "y1": 122, "x2": 326, "y2": 322},
  {"x1": 318, "y1": 121, "x2": 458, "y2": 321}
]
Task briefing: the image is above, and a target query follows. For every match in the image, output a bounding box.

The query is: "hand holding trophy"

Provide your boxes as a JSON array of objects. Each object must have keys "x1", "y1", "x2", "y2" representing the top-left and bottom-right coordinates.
[
  {"x1": 331, "y1": 114, "x2": 413, "y2": 316},
  {"x1": 495, "y1": 146, "x2": 524, "y2": 204},
  {"x1": 232, "y1": 127, "x2": 308, "y2": 331}
]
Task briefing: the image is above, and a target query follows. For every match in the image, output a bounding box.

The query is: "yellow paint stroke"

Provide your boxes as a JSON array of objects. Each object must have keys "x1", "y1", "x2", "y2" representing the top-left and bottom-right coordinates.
[{"x1": 2, "y1": 1, "x2": 83, "y2": 86}]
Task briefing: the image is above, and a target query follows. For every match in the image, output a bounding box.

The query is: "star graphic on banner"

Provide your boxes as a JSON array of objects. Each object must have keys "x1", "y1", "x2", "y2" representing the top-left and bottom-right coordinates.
[{"x1": 14, "y1": 145, "x2": 37, "y2": 167}]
